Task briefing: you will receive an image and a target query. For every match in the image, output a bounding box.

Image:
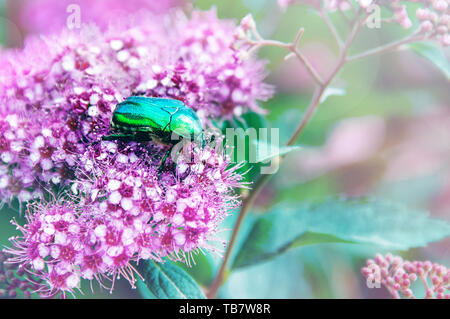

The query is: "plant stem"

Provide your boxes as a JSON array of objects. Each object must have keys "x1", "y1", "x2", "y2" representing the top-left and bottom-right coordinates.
[
  {"x1": 320, "y1": 9, "x2": 344, "y2": 49},
  {"x1": 207, "y1": 10, "x2": 366, "y2": 300},
  {"x1": 290, "y1": 47, "x2": 325, "y2": 86},
  {"x1": 207, "y1": 6, "x2": 398, "y2": 298},
  {"x1": 288, "y1": 14, "x2": 365, "y2": 145},
  {"x1": 205, "y1": 172, "x2": 272, "y2": 298},
  {"x1": 208, "y1": 11, "x2": 429, "y2": 300},
  {"x1": 346, "y1": 31, "x2": 425, "y2": 62},
  {"x1": 248, "y1": 38, "x2": 325, "y2": 85}
]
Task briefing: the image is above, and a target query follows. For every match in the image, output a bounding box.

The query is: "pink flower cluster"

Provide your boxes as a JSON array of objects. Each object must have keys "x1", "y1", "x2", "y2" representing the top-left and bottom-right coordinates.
[
  {"x1": 6, "y1": 201, "x2": 85, "y2": 296},
  {"x1": 388, "y1": 1, "x2": 414, "y2": 29},
  {"x1": 4, "y1": 140, "x2": 243, "y2": 296},
  {"x1": 0, "y1": 250, "x2": 44, "y2": 298},
  {"x1": 0, "y1": 8, "x2": 266, "y2": 296},
  {"x1": 277, "y1": 0, "x2": 449, "y2": 45},
  {"x1": 16, "y1": 0, "x2": 183, "y2": 36},
  {"x1": 362, "y1": 253, "x2": 449, "y2": 299},
  {"x1": 277, "y1": 0, "x2": 353, "y2": 11},
  {"x1": 360, "y1": 0, "x2": 449, "y2": 44},
  {"x1": 0, "y1": 8, "x2": 271, "y2": 202},
  {"x1": 415, "y1": 0, "x2": 450, "y2": 46},
  {"x1": 324, "y1": 0, "x2": 353, "y2": 11},
  {"x1": 75, "y1": 140, "x2": 243, "y2": 260}
]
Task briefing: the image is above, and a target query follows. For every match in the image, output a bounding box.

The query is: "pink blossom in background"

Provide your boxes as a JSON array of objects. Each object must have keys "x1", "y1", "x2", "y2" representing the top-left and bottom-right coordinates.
[
  {"x1": 290, "y1": 116, "x2": 386, "y2": 180},
  {"x1": 277, "y1": 0, "x2": 352, "y2": 11},
  {"x1": 14, "y1": 0, "x2": 184, "y2": 36},
  {"x1": 0, "y1": 8, "x2": 272, "y2": 201},
  {"x1": 433, "y1": 182, "x2": 450, "y2": 215},
  {"x1": 362, "y1": 253, "x2": 449, "y2": 299},
  {"x1": 277, "y1": 0, "x2": 296, "y2": 10},
  {"x1": 276, "y1": 0, "x2": 450, "y2": 45},
  {"x1": 271, "y1": 42, "x2": 336, "y2": 93},
  {"x1": 319, "y1": 116, "x2": 386, "y2": 167},
  {"x1": 382, "y1": 107, "x2": 450, "y2": 182},
  {"x1": 288, "y1": 107, "x2": 450, "y2": 187}
]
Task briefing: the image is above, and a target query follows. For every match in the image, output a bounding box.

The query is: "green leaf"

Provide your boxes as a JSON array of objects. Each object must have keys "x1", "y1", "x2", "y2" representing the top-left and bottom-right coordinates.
[
  {"x1": 274, "y1": 175, "x2": 336, "y2": 204},
  {"x1": 408, "y1": 42, "x2": 450, "y2": 79},
  {"x1": 221, "y1": 112, "x2": 271, "y2": 184},
  {"x1": 253, "y1": 139, "x2": 301, "y2": 163},
  {"x1": 220, "y1": 112, "x2": 268, "y2": 133},
  {"x1": 291, "y1": 231, "x2": 354, "y2": 248},
  {"x1": 241, "y1": 112, "x2": 269, "y2": 131},
  {"x1": 175, "y1": 253, "x2": 215, "y2": 286},
  {"x1": 232, "y1": 197, "x2": 450, "y2": 269},
  {"x1": 222, "y1": 111, "x2": 301, "y2": 180},
  {"x1": 320, "y1": 87, "x2": 346, "y2": 104},
  {"x1": 137, "y1": 260, "x2": 206, "y2": 299}
]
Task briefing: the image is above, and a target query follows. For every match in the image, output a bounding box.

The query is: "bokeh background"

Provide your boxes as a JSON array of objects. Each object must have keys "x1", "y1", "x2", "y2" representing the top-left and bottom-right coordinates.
[{"x1": 0, "y1": 0, "x2": 449, "y2": 298}]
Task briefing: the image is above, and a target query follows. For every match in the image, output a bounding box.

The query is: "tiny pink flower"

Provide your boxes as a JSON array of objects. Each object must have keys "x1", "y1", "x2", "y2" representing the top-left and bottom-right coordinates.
[{"x1": 362, "y1": 253, "x2": 449, "y2": 299}]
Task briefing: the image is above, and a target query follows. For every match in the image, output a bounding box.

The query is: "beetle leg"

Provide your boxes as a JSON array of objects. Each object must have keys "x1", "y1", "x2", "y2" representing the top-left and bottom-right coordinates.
[
  {"x1": 158, "y1": 147, "x2": 172, "y2": 181},
  {"x1": 200, "y1": 132, "x2": 207, "y2": 149}
]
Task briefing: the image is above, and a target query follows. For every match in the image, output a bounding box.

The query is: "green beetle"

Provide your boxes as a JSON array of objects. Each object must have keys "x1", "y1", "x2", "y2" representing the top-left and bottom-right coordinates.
[
  {"x1": 104, "y1": 96, "x2": 203, "y2": 144},
  {"x1": 103, "y1": 96, "x2": 205, "y2": 177}
]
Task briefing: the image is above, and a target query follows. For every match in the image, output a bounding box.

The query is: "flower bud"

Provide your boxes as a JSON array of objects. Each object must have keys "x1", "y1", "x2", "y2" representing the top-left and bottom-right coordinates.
[
  {"x1": 416, "y1": 8, "x2": 430, "y2": 20},
  {"x1": 437, "y1": 25, "x2": 448, "y2": 34},
  {"x1": 433, "y1": 0, "x2": 448, "y2": 12},
  {"x1": 440, "y1": 14, "x2": 450, "y2": 26},
  {"x1": 420, "y1": 20, "x2": 434, "y2": 32},
  {"x1": 240, "y1": 14, "x2": 256, "y2": 32},
  {"x1": 234, "y1": 28, "x2": 247, "y2": 41},
  {"x1": 359, "y1": 0, "x2": 373, "y2": 9},
  {"x1": 403, "y1": 289, "x2": 413, "y2": 297},
  {"x1": 375, "y1": 254, "x2": 384, "y2": 265}
]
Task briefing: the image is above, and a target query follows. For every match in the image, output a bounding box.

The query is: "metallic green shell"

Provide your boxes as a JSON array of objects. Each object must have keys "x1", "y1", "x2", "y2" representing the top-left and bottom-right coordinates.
[{"x1": 110, "y1": 96, "x2": 203, "y2": 143}]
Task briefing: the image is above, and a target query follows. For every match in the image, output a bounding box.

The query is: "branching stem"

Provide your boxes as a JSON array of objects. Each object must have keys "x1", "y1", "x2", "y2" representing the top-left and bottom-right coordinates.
[{"x1": 206, "y1": 8, "x2": 425, "y2": 299}]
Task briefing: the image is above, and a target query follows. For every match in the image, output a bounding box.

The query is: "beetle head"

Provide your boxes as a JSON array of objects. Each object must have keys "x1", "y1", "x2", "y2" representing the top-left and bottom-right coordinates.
[{"x1": 170, "y1": 108, "x2": 203, "y2": 141}]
